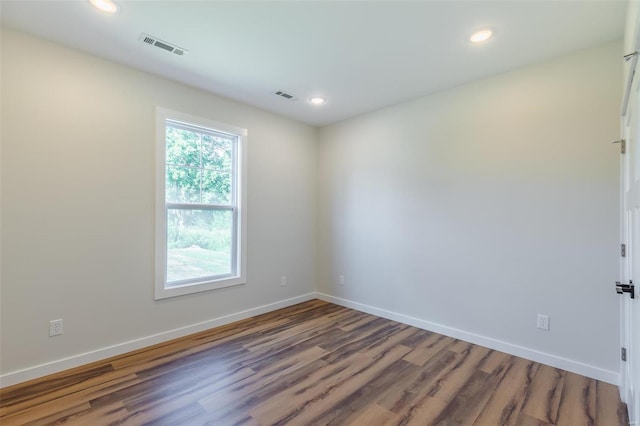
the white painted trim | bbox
[1,292,620,389]
[154,107,248,300]
[0,293,315,388]
[316,293,620,385]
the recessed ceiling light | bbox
[309,96,326,105]
[90,0,119,14]
[469,29,493,43]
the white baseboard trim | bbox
[2,292,620,389]
[0,293,316,389]
[315,292,620,386]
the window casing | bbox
[155,108,247,299]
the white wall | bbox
[317,41,622,380]
[0,27,624,386]
[0,29,317,378]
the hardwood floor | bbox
[0,300,629,425]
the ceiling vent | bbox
[274,90,297,101]
[138,33,188,56]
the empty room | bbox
[1,0,639,425]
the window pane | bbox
[166,166,201,203]
[201,134,233,171]
[166,209,233,284]
[166,126,200,166]
[201,170,232,204]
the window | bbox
[155,108,247,299]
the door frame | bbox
[621,4,640,421]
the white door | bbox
[621,5,640,422]
[622,94,640,423]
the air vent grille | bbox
[138,33,188,57]
[274,90,297,101]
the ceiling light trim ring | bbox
[469,28,494,44]
[309,96,326,105]
[89,0,119,14]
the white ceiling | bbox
[0,1,628,126]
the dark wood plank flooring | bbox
[0,300,629,425]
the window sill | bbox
[154,275,246,300]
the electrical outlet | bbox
[339,275,345,286]
[280,276,287,287]
[537,314,550,331]
[49,319,64,336]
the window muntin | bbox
[156,109,246,299]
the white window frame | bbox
[155,107,247,300]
